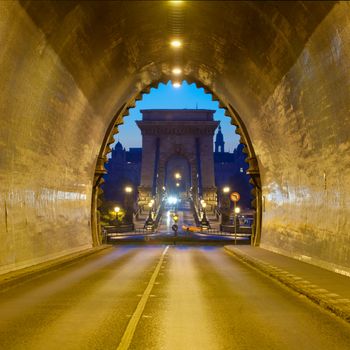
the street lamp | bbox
[125,186,133,193]
[124,186,134,226]
[234,206,241,245]
[223,186,230,193]
[174,173,181,180]
[221,187,231,227]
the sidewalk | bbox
[0,245,111,291]
[224,245,350,323]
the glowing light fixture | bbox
[172,67,182,75]
[148,202,153,208]
[174,173,181,179]
[150,199,155,204]
[234,207,241,214]
[202,202,207,208]
[125,186,133,193]
[173,81,181,88]
[170,39,182,48]
[223,186,230,193]
[176,183,180,187]
[114,206,120,213]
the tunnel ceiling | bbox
[19,0,334,111]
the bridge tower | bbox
[137,109,219,212]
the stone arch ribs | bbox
[93,78,262,246]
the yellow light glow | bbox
[170,39,182,48]
[114,206,120,213]
[176,183,180,187]
[223,186,230,193]
[173,82,181,88]
[174,173,181,179]
[202,202,207,208]
[150,199,155,204]
[234,207,241,214]
[125,186,133,193]
[148,202,153,208]
[172,67,182,75]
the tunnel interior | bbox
[1,1,350,275]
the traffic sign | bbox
[230,192,240,202]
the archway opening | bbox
[165,154,191,199]
[94,80,261,244]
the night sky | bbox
[115,81,240,151]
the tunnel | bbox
[0,1,349,276]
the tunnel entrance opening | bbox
[93,80,261,245]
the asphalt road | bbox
[1,245,350,350]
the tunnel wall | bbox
[255,3,350,275]
[0,2,103,274]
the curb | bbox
[0,245,112,291]
[224,246,350,324]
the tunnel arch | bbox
[1,1,349,276]
[93,78,262,246]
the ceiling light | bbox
[172,67,182,75]
[173,82,181,88]
[170,40,182,48]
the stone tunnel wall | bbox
[0,2,104,274]
[255,3,350,274]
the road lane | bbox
[0,245,350,350]
[130,246,350,350]
[0,246,166,350]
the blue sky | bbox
[115,81,240,151]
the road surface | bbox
[0,245,349,349]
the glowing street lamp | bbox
[125,186,133,193]
[223,186,230,193]
[114,206,120,213]
[176,183,180,187]
[234,205,240,245]
[174,172,181,179]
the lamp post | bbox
[124,186,133,226]
[221,186,231,227]
[234,205,241,245]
